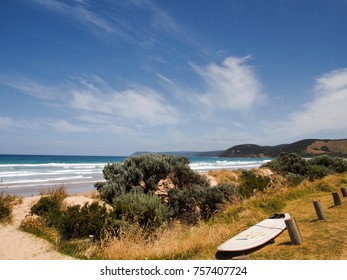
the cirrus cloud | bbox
[261,67,347,141]
[191,56,266,111]
[68,76,181,127]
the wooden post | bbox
[285,218,303,245]
[341,187,347,197]
[89,235,94,243]
[332,192,342,206]
[313,201,326,220]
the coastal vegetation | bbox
[19,153,347,259]
[264,153,347,184]
[0,192,21,224]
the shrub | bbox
[168,184,238,223]
[30,188,67,227]
[20,215,60,243]
[95,164,128,204]
[309,155,347,173]
[283,173,305,187]
[239,170,270,198]
[0,192,13,223]
[306,165,332,180]
[264,153,308,176]
[264,153,347,184]
[199,184,239,220]
[30,188,115,241]
[57,202,111,240]
[167,187,200,224]
[95,154,209,203]
[113,191,172,232]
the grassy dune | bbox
[18,170,347,260]
[96,172,347,260]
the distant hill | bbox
[221,139,347,158]
[130,139,347,158]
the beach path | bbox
[0,196,74,260]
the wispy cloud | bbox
[0,75,58,100]
[126,0,182,34]
[0,72,181,133]
[0,116,13,128]
[191,56,265,111]
[30,0,119,34]
[48,119,90,133]
[288,68,347,134]
[262,68,347,140]
[68,76,181,126]
[0,116,42,130]
[29,0,188,45]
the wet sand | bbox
[0,182,97,197]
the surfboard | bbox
[217,213,290,252]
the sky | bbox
[1,0,347,156]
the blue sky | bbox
[1,0,347,156]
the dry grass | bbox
[102,222,234,260]
[16,172,347,260]
[0,192,23,224]
[101,171,347,260]
[306,140,347,155]
[250,173,347,260]
[207,169,242,186]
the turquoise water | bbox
[0,154,271,196]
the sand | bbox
[0,193,101,260]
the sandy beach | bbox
[0,182,97,198]
[0,193,100,260]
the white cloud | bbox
[290,68,347,133]
[0,75,58,100]
[0,116,42,130]
[191,56,265,111]
[0,117,13,128]
[263,68,347,140]
[31,0,116,34]
[68,76,181,126]
[48,119,90,133]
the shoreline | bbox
[0,181,97,197]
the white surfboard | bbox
[217,213,290,252]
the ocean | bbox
[0,154,272,196]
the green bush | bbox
[168,184,238,223]
[57,202,111,240]
[239,170,270,198]
[264,153,308,176]
[112,190,172,232]
[264,153,347,184]
[306,165,332,180]
[167,187,199,224]
[30,188,115,241]
[30,188,67,227]
[96,154,209,203]
[199,184,239,220]
[283,173,305,187]
[309,155,347,173]
[0,192,13,223]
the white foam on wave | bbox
[0,162,105,168]
[189,159,270,171]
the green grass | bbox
[18,172,347,260]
